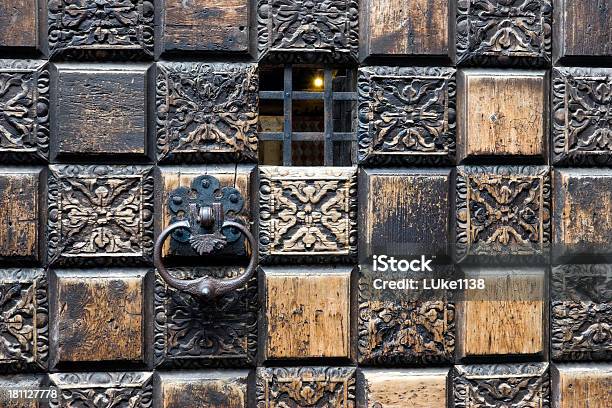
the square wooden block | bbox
[551,364,612,408]
[359,168,451,260]
[0,269,48,372]
[156,63,258,163]
[50,269,150,369]
[357,66,456,165]
[552,67,612,166]
[553,169,612,261]
[552,264,612,361]
[456,0,552,66]
[47,165,154,266]
[49,372,153,406]
[256,367,356,407]
[360,0,453,60]
[457,70,548,161]
[154,267,257,368]
[554,0,612,63]
[259,166,357,263]
[359,368,449,408]
[0,167,44,263]
[0,375,46,408]
[456,267,546,360]
[456,166,551,263]
[0,60,49,162]
[51,64,151,161]
[156,0,250,56]
[156,165,256,259]
[454,363,550,408]
[155,370,248,408]
[48,0,154,58]
[257,0,359,63]
[263,266,351,360]
[0,0,40,50]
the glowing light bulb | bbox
[313,77,324,88]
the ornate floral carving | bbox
[48,165,154,266]
[456,0,552,66]
[259,166,357,263]
[156,62,258,163]
[49,372,153,408]
[0,60,49,162]
[358,66,456,165]
[453,363,550,408]
[47,0,155,58]
[551,264,612,361]
[256,366,356,407]
[552,67,612,165]
[0,269,48,372]
[154,268,257,368]
[456,166,551,262]
[257,0,359,63]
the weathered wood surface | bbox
[155,371,248,408]
[0,375,45,408]
[0,0,37,48]
[551,364,612,408]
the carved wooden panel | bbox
[553,0,612,63]
[156,63,258,163]
[456,166,551,263]
[456,267,546,360]
[0,375,46,408]
[552,67,612,166]
[551,264,612,362]
[154,267,257,368]
[360,0,452,60]
[0,168,43,263]
[359,368,449,408]
[457,69,548,161]
[456,0,552,66]
[50,269,150,368]
[263,266,351,360]
[47,0,155,59]
[0,0,39,49]
[0,60,49,162]
[155,370,248,408]
[553,169,612,261]
[453,363,550,408]
[256,366,356,407]
[0,269,48,372]
[257,0,359,63]
[357,66,456,165]
[259,166,357,263]
[156,165,256,259]
[49,372,153,407]
[358,265,455,365]
[551,363,612,408]
[51,64,151,161]
[47,165,154,266]
[156,0,250,56]
[359,168,451,261]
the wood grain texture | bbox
[554,0,612,62]
[362,0,450,58]
[458,70,547,161]
[52,270,149,367]
[0,168,41,262]
[457,267,546,359]
[160,0,249,54]
[551,364,612,408]
[360,368,449,408]
[0,375,45,408]
[155,371,248,408]
[0,0,37,48]
[264,267,351,359]
[360,168,451,260]
[52,64,150,160]
[553,169,612,261]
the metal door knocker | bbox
[154,175,257,300]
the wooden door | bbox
[0,0,611,407]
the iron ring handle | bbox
[154,220,257,301]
